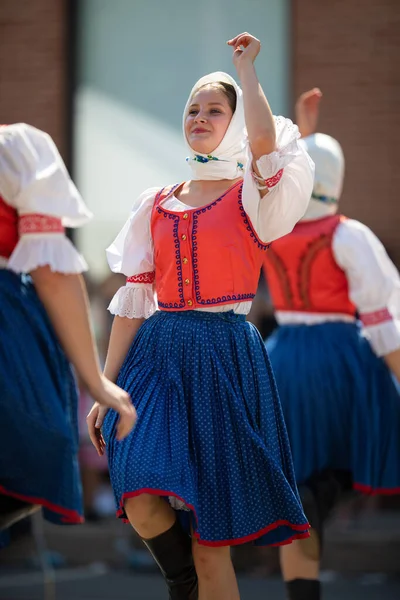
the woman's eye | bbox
[188,110,198,116]
[210,109,222,114]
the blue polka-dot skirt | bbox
[0,270,83,526]
[103,310,309,547]
[266,322,400,494]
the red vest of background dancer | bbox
[0,198,18,258]
[263,214,356,316]
[146,181,270,311]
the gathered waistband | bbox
[156,309,246,324]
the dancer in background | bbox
[88,32,314,600]
[263,89,400,600]
[0,123,135,531]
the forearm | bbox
[103,315,144,383]
[384,348,400,384]
[31,267,102,393]
[237,62,276,158]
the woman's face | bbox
[185,87,233,155]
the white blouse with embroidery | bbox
[0,123,92,274]
[275,218,400,357]
[107,117,314,319]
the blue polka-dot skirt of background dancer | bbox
[103,310,310,547]
[266,321,400,495]
[0,271,83,526]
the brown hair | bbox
[196,81,237,113]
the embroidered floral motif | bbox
[127,272,155,285]
[360,308,392,327]
[192,154,220,163]
[19,214,64,235]
[311,192,338,205]
[187,155,244,170]
[265,168,284,189]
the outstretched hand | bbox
[295,88,322,138]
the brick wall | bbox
[0,0,69,159]
[292,0,400,264]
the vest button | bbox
[184,278,190,285]
[181,234,187,241]
[187,299,193,306]
[183,257,188,264]
[183,213,189,219]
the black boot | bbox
[141,519,198,600]
[286,578,321,600]
[0,495,39,531]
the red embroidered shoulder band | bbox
[19,214,65,235]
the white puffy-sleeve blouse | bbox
[107,117,314,319]
[0,123,92,274]
[333,219,400,357]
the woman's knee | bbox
[192,540,231,580]
[124,493,163,529]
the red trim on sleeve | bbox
[265,168,284,189]
[360,308,392,327]
[19,214,65,235]
[127,272,155,284]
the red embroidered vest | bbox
[263,214,356,316]
[0,197,18,258]
[151,181,269,310]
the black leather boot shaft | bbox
[142,519,198,600]
[286,578,321,600]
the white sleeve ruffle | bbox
[8,234,88,274]
[0,123,92,227]
[333,219,400,356]
[106,187,159,319]
[241,116,314,244]
[108,283,157,320]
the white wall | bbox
[74,0,290,278]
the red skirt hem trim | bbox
[353,482,400,496]
[0,485,84,524]
[117,487,310,547]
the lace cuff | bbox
[8,234,88,274]
[255,116,301,182]
[362,319,400,357]
[108,283,157,319]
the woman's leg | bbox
[125,493,175,539]
[279,470,347,599]
[280,538,320,600]
[125,495,198,599]
[192,537,240,600]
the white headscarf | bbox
[300,133,345,220]
[183,72,247,180]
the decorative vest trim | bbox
[263,214,356,316]
[151,181,269,310]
